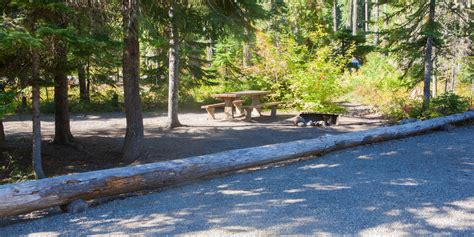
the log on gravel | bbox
[1,111,473,218]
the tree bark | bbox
[347,0,353,29]
[122,0,144,162]
[166,1,182,129]
[53,42,74,145]
[206,38,213,62]
[0,110,473,218]
[242,26,251,68]
[352,0,358,35]
[0,119,4,145]
[422,0,436,111]
[32,50,46,179]
[432,61,437,97]
[364,0,369,32]
[78,64,89,103]
[374,0,379,45]
[451,63,460,92]
[333,0,338,32]
[86,61,91,97]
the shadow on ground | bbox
[2,111,384,177]
[1,126,472,235]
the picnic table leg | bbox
[251,95,262,116]
[233,101,244,116]
[223,98,234,120]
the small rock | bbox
[60,199,89,214]
[292,116,305,125]
[315,121,324,126]
[306,120,314,126]
[297,122,306,127]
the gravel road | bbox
[1,125,473,236]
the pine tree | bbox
[122,0,144,162]
[386,0,443,110]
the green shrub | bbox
[0,90,15,119]
[428,92,469,118]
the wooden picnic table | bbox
[212,90,269,120]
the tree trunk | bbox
[352,0,358,35]
[1,110,473,218]
[347,0,353,29]
[374,0,379,45]
[78,64,89,103]
[242,27,251,68]
[53,42,74,145]
[333,0,338,32]
[122,0,144,162]
[86,61,91,97]
[364,0,369,32]
[432,61,437,97]
[166,1,182,129]
[451,63,461,92]
[206,38,213,62]
[0,119,4,145]
[32,50,46,179]
[382,3,388,51]
[422,0,436,111]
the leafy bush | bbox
[288,46,348,113]
[0,150,35,184]
[428,92,469,117]
[0,90,15,119]
[346,52,414,120]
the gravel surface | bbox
[1,125,472,236]
[3,107,384,164]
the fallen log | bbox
[0,111,473,217]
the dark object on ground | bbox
[59,199,89,214]
[296,112,339,126]
[439,124,455,132]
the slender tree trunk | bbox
[242,26,251,68]
[352,0,358,35]
[444,78,448,93]
[432,62,437,98]
[86,60,91,98]
[382,3,388,51]
[422,0,436,111]
[122,0,144,162]
[0,119,5,145]
[166,1,182,129]
[53,42,74,145]
[348,0,353,29]
[451,63,459,92]
[32,50,46,179]
[78,64,89,103]
[206,38,213,62]
[333,0,338,32]
[364,0,369,32]
[374,0,379,45]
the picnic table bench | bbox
[201,100,244,120]
[201,90,282,120]
[242,102,281,120]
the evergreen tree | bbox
[122,0,144,162]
